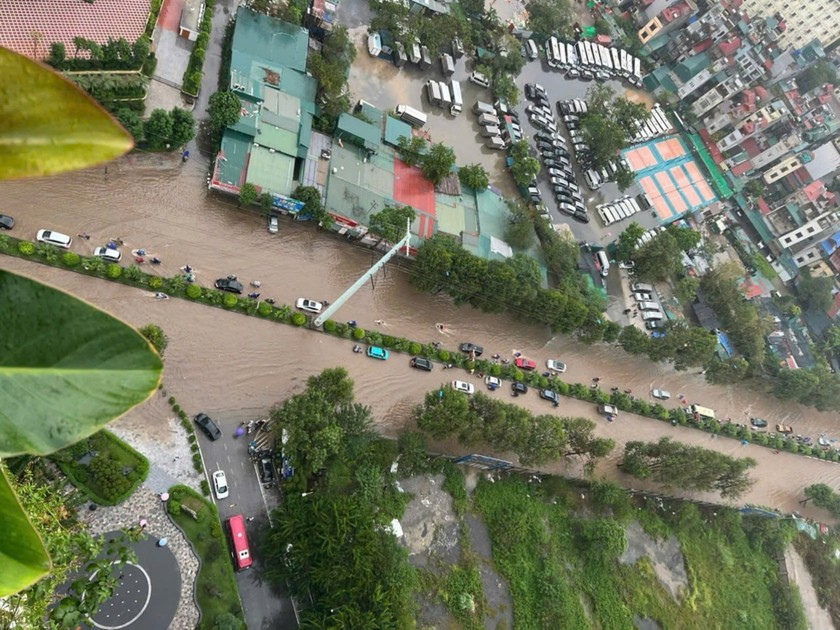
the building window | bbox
[807,226,816,233]
[797,256,805,263]
[795,231,803,238]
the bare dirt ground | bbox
[784,545,835,630]
[621,520,689,601]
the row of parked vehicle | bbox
[525,86,588,223]
[426,79,463,115]
[629,281,666,328]
[596,195,643,227]
[473,99,522,150]
[543,36,643,87]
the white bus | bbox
[611,48,621,74]
[599,207,616,225]
[627,197,642,214]
[584,41,596,67]
[624,53,634,76]
[600,46,613,71]
[551,38,564,68]
[556,40,567,68]
[575,41,587,67]
[633,57,642,80]
[566,43,577,66]
[619,199,635,217]
[545,37,559,68]
[620,49,630,75]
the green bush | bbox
[210,521,221,538]
[188,434,197,444]
[61,251,80,267]
[193,453,202,466]
[148,276,163,289]
[353,326,366,340]
[173,403,181,413]
[168,396,176,405]
[106,263,122,279]
[222,293,237,308]
[409,341,422,355]
[193,459,203,472]
[258,301,272,316]
[323,319,337,332]
[291,312,307,326]
[186,283,202,299]
[88,455,131,501]
[201,479,211,496]
[438,349,450,361]
[191,443,199,453]
[18,241,34,256]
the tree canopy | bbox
[510,139,541,187]
[526,0,573,40]
[631,230,683,281]
[458,163,489,190]
[620,437,756,499]
[797,268,834,313]
[292,185,330,227]
[421,142,457,185]
[368,205,415,245]
[207,91,241,131]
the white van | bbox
[478,113,500,126]
[637,301,660,312]
[595,250,610,277]
[641,310,663,322]
[480,125,501,137]
[631,282,654,292]
[426,80,441,106]
[36,229,72,248]
[526,39,538,60]
[486,136,506,150]
[469,71,490,87]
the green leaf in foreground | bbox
[0,269,162,456]
[0,467,50,597]
[0,46,133,181]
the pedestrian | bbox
[246,516,255,522]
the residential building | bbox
[179,0,205,41]
[638,0,698,48]
[740,0,840,49]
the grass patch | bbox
[473,476,799,629]
[167,484,245,629]
[52,430,148,505]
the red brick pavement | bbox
[0,0,151,59]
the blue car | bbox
[367,346,389,360]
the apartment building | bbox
[740,0,840,49]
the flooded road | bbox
[2,157,840,516]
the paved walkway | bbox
[78,487,201,629]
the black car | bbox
[215,277,244,294]
[459,342,484,356]
[512,382,528,396]
[194,413,222,441]
[258,457,275,484]
[573,211,590,223]
[539,389,560,405]
[536,141,554,152]
[410,356,433,371]
[750,417,768,428]
[0,214,14,230]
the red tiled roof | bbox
[755,85,768,101]
[393,159,436,239]
[828,291,840,318]
[763,58,773,71]
[719,37,741,56]
[803,180,825,202]
[757,197,770,214]
[693,39,713,54]
[731,160,752,176]
[0,0,151,59]
[741,121,755,134]
[741,137,761,157]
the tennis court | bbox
[622,135,716,224]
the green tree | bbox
[396,134,427,167]
[648,322,716,370]
[674,276,700,302]
[306,367,355,406]
[421,142,456,185]
[259,192,273,215]
[744,179,765,199]
[632,230,682,281]
[526,0,573,40]
[292,185,330,227]
[822,325,840,352]
[666,224,701,252]
[585,83,615,113]
[620,437,756,499]
[802,483,840,515]
[491,72,519,106]
[458,163,489,190]
[619,325,650,355]
[368,204,415,245]
[510,140,540,187]
[613,163,635,192]
[705,356,750,384]
[504,201,535,250]
[580,113,626,169]
[238,182,258,207]
[611,96,649,137]
[411,233,457,292]
[47,42,66,68]
[138,323,168,356]
[796,59,838,94]
[114,108,143,143]
[169,107,195,146]
[615,222,644,261]
[415,385,473,440]
[798,268,834,312]
[143,108,173,150]
[207,90,241,131]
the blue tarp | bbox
[718,331,734,357]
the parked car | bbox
[366,346,389,360]
[484,375,502,390]
[514,357,536,371]
[451,380,475,395]
[645,320,661,330]
[651,389,671,400]
[268,215,279,233]
[776,423,793,434]
[258,457,275,484]
[295,298,323,313]
[0,214,15,230]
[633,292,653,302]
[539,389,560,405]
[524,83,546,99]
[194,413,222,441]
[598,404,618,418]
[546,359,566,373]
[410,356,433,371]
[36,229,72,248]
[215,277,244,294]
[750,417,769,428]
[93,246,121,262]
[212,470,229,500]
[573,211,590,224]
[459,342,484,356]
[511,382,528,395]
[618,260,635,270]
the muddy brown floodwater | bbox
[2,158,840,517]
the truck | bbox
[394,105,427,127]
[440,53,455,77]
[450,80,463,115]
[419,45,432,69]
[477,112,500,126]
[426,80,442,106]
[689,404,716,421]
[473,100,495,115]
[439,81,452,108]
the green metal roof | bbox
[383,115,412,147]
[674,53,709,82]
[246,145,295,195]
[216,130,252,188]
[434,191,469,236]
[359,102,384,126]
[335,113,381,149]
[644,66,677,93]
[231,8,309,75]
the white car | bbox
[633,292,653,302]
[36,229,72,248]
[212,470,229,500]
[546,359,567,373]
[618,260,635,270]
[268,215,279,234]
[451,380,475,395]
[295,298,323,313]
[652,389,671,400]
[93,246,122,262]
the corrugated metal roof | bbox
[336,113,381,148]
[383,116,413,147]
[246,145,295,196]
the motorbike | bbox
[352,345,363,353]
[250,280,261,288]
[151,257,162,265]
[248,292,260,299]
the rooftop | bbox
[0,0,150,59]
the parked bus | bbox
[450,80,463,115]
[556,39,567,68]
[689,404,716,421]
[611,48,621,74]
[565,42,576,66]
[395,104,427,127]
[599,206,616,225]
[575,41,586,67]
[546,36,559,68]
[226,514,253,571]
[633,57,642,80]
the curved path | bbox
[9,255,839,520]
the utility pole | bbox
[313,219,411,328]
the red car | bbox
[514,357,536,371]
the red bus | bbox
[226,514,253,571]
